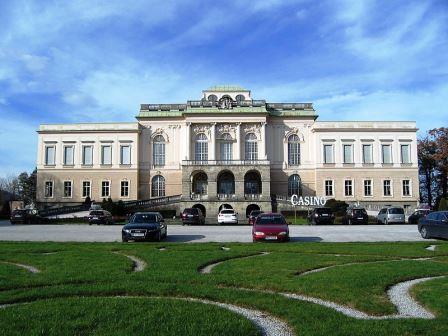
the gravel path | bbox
[199,252,270,274]
[426,245,438,251]
[113,252,147,272]
[0,261,40,273]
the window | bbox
[82,181,91,198]
[288,134,300,165]
[382,144,392,164]
[82,145,93,165]
[343,144,353,164]
[44,181,53,198]
[153,135,165,166]
[364,180,372,196]
[45,146,55,165]
[383,180,392,196]
[288,174,302,197]
[63,146,74,165]
[235,94,245,102]
[121,180,129,197]
[220,133,233,161]
[325,180,333,197]
[207,94,218,102]
[101,145,112,165]
[120,145,131,165]
[362,144,373,164]
[402,180,411,196]
[101,181,110,198]
[152,175,165,197]
[344,180,353,197]
[401,144,410,164]
[195,134,208,161]
[323,144,334,163]
[63,181,72,198]
[245,133,258,161]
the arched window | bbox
[288,174,302,197]
[195,134,208,162]
[220,133,233,161]
[217,171,235,195]
[153,135,165,167]
[245,133,258,161]
[207,94,218,102]
[152,175,165,197]
[244,171,262,194]
[193,172,208,195]
[235,94,245,102]
[288,134,300,165]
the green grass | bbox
[0,241,448,335]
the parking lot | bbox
[0,220,427,242]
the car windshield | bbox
[315,208,332,214]
[220,210,235,214]
[131,214,157,223]
[251,210,263,216]
[389,208,404,214]
[90,211,104,216]
[257,216,286,225]
[184,209,198,214]
[353,209,367,216]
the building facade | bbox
[36,86,419,218]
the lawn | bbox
[0,241,448,335]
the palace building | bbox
[36,85,419,218]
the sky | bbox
[0,0,447,176]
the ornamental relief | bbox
[150,127,170,142]
[243,123,261,140]
[192,124,211,138]
[216,123,236,139]
[284,127,304,143]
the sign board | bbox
[290,195,327,207]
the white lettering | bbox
[290,195,328,207]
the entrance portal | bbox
[246,204,260,217]
[192,203,206,217]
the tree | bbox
[429,127,448,199]
[324,199,349,216]
[418,135,438,206]
[17,170,36,205]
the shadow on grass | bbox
[290,236,323,243]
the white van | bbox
[377,207,405,224]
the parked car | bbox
[181,208,205,225]
[408,209,432,224]
[122,212,167,242]
[342,207,369,225]
[307,207,335,225]
[418,211,448,239]
[252,213,290,242]
[248,210,264,225]
[377,207,405,224]
[10,209,43,224]
[87,210,114,225]
[218,209,238,224]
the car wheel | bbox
[420,226,430,239]
[385,218,388,225]
[348,218,352,225]
[122,237,128,243]
[155,231,162,242]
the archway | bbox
[246,204,260,217]
[217,170,235,195]
[192,204,206,217]
[219,204,233,212]
[192,171,208,195]
[244,170,262,194]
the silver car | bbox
[377,207,405,224]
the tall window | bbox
[63,181,72,198]
[245,133,258,160]
[288,174,301,197]
[344,180,353,197]
[383,180,392,196]
[44,181,53,198]
[101,145,112,165]
[152,175,165,197]
[63,146,74,165]
[82,146,93,165]
[401,144,410,164]
[325,180,334,197]
[220,133,233,161]
[101,181,110,198]
[153,135,165,167]
[343,144,353,164]
[382,144,392,164]
[120,145,131,165]
[45,146,55,165]
[402,180,411,196]
[195,134,208,161]
[364,180,372,196]
[288,134,300,165]
[362,144,372,164]
[323,144,334,163]
[82,181,91,198]
[121,181,129,197]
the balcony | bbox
[182,160,270,166]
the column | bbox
[235,123,241,160]
[210,123,216,161]
[185,122,191,160]
[260,122,267,160]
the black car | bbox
[308,207,335,225]
[248,210,264,225]
[408,209,431,224]
[181,208,205,225]
[342,207,369,225]
[122,212,167,242]
[10,209,43,224]
[418,211,448,239]
[87,210,114,225]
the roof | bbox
[205,85,249,92]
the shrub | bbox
[439,198,448,211]
[324,199,349,216]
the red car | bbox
[252,213,290,242]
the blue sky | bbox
[0,0,447,176]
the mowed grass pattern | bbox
[0,241,448,335]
